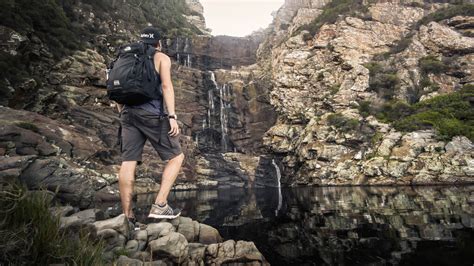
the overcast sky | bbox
[200,0,285,37]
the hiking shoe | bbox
[148,203,181,219]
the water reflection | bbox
[120,186,474,265]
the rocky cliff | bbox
[1,0,474,208]
[0,0,278,206]
[260,0,474,186]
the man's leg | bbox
[119,161,138,218]
[155,153,185,205]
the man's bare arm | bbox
[157,53,180,136]
[158,55,176,116]
[116,103,124,113]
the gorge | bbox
[0,0,474,264]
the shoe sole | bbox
[148,212,181,219]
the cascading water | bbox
[219,83,229,151]
[272,159,282,216]
[175,37,180,64]
[186,54,192,68]
[206,71,231,152]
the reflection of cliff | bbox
[151,186,474,265]
[265,186,474,265]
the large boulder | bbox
[148,232,189,263]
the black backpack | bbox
[106,42,162,105]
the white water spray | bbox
[272,159,282,216]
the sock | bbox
[157,202,167,208]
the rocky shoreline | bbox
[57,207,268,265]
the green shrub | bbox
[358,100,372,118]
[414,3,474,30]
[392,85,474,141]
[0,183,105,265]
[365,63,400,100]
[296,0,368,37]
[376,100,415,122]
[327,113,360,132]
[419,55,450,74]
[329,84,340,95]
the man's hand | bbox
[168,119,180,136]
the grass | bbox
[0,183,105,265]
[327,113,360,132]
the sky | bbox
[200,0,285,37]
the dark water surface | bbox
[107,186,474,265]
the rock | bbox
[116,255,143,266]
[50,205,75,218]
[188,243,207,264]
[445,136,474,153]
[134,229,148,241]
[126,240,139,253]
[177,216,196,242]
[60,209,101,230]
[0,155,36,171]
[93,214,129,236]
[205,240,267,265]
[148,232,189,263]
[198,223,222,244]
[97,229,126,251]
[419,21,474,54]
[129,251,151,261]
[146,222,175,241]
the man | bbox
[116,27,185,222]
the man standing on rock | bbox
[115,27,185,222]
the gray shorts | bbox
[120,108,182,163]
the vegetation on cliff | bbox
[0,183,104,265]
[297,0,368,39]
[0,0,201,58]
[363,85,474,141]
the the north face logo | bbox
[140,33,154,39]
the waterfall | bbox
[186,54,192,68]
[219,83,229,152]
[207,71,230,152]
[272,159,283,216]
[175,37,180,65]
[184,37,190,53]
[207,89,214,128]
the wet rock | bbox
[148,232,189,263]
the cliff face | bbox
[0,0,279,204]
[1,0,474,205]
[260,0,474,186]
